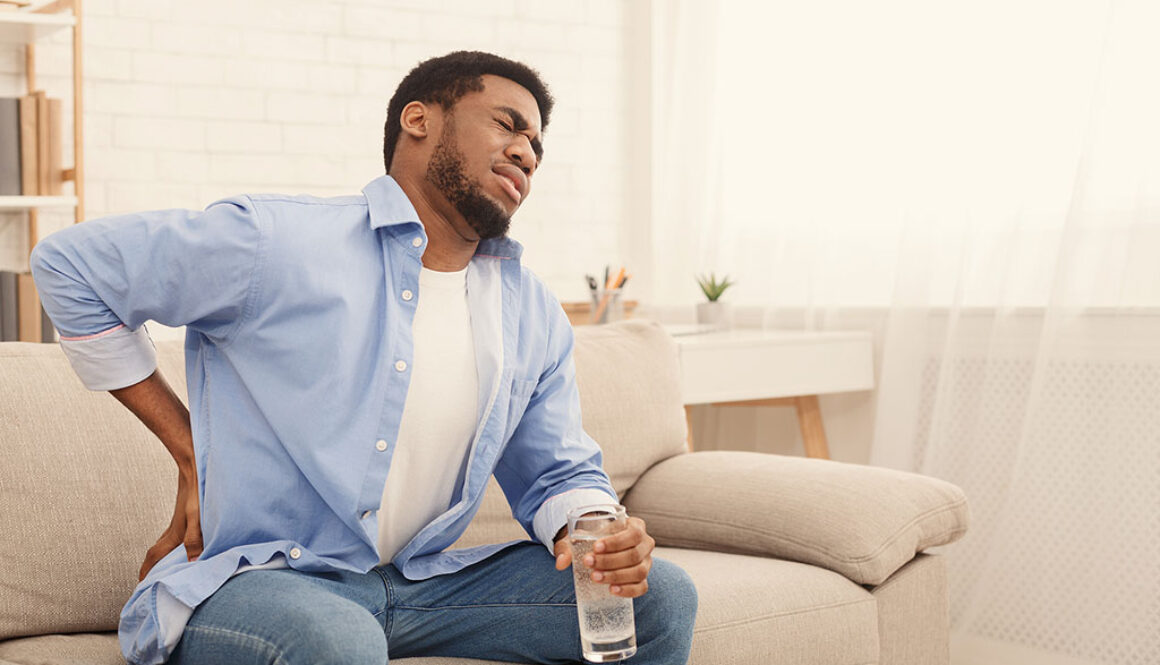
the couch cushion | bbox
[0,547,880,665]
[624,450,970,585]
[0,340,188,640]
[0,633,507,665]
[657,547,879,665]
[570,320,688,495]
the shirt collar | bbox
[362,174,524,261]
[363,174,421,229]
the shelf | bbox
[0,195,78,209]
[0,11,74,44]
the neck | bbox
[390,170,479,272]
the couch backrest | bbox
[0,318,687,639]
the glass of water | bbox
[567,504,638,662]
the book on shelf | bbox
[0,97,19,195]
[0,271,16,341]
[0,90,62,196]
[0,270,54,343]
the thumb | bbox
[553,538,572,571]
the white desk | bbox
[670,328,875,459]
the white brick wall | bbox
[1,0,639,309]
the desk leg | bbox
[795,396,831,460]
[684,405,694,452]
[709,396,831,460]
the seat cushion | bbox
[0,548,879,665]
[0,633,126,665]
[657,547,879,665]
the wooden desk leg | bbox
[795,395,831,460]
[684,405,694,452]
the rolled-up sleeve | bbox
[494,298,618,553]
[30,195,264,391]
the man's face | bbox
[424,75,543,241]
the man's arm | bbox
[110,371,202,580]
[30,196,264,579]
[494,295,656,598]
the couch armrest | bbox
[622,451,969,586]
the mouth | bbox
[492,164,527,204]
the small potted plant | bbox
[696,273,735,330]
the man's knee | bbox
[276,603,387,665]
[639,557,698,640]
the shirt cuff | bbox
[533,488,620,553]
[59,324,158,391]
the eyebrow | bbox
[495,106,543,162]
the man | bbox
[31,51,697,664]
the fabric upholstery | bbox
[0,340,187,640]
[569,320,688,495]
[0,547,885,665]
[871,553,950,665]
[623,450,970,585]
[656,547,879,665]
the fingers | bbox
[553,538,572,571]
[589,557,653,587]
[181,478,203,561]
[139,532,181,581]
[184,528,203,561]
[576,515,656,598]
[595,516,650,554]
[184,506,203,561]
[609,579,650,598]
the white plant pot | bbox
[696,301,732,330]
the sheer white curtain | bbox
[651,1,1160,664]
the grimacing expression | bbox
[426,115,511,240]
[422,75,543,241]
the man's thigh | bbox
[380,542,580,663]
[380,541,697,665]
[169,567,389,665]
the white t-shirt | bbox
[377,265,479,564]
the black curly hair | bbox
[383,51,554,172]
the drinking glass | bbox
[567,504,637,662]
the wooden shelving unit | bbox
[1,0,83,342]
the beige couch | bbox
[0,320,969,665]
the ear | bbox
[400,101,431,139]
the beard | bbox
[425,121,512,241]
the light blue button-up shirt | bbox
[30,175,617,665]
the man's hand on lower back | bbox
[139,465,202,581]
[553,515,656,598]
[108,370,204,581]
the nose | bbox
[506,137,537,178]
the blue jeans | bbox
[168,542,697,664]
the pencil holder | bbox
[590,288,624,324]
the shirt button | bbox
[289,547,301,560]
[375,439,388,451]
[395,360,407,372]
[402,289,413,301]
[412,236,423,248]
[361,510,372,519]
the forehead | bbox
[459,74,542,133]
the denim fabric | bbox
[168,542,696,665]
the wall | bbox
[0,0,639,327]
